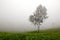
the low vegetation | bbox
[0,28,60,40]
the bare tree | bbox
[29,4,48,32]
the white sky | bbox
[0,0,60,32]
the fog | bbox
[0,0,60,32]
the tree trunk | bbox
[38,25,40,33]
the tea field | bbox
[0,28,60,40]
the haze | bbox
[0,0,60,32]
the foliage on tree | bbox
[29,4,48,32]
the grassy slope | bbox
[0,28,60,40]
[25,28,60,40]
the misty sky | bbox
[0,0,60,32]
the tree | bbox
[29,4,48,32]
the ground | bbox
[0,27,60,40]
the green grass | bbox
[0,28,60,40]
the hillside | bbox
[0,28,60,40]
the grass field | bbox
[0,28,60,40]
